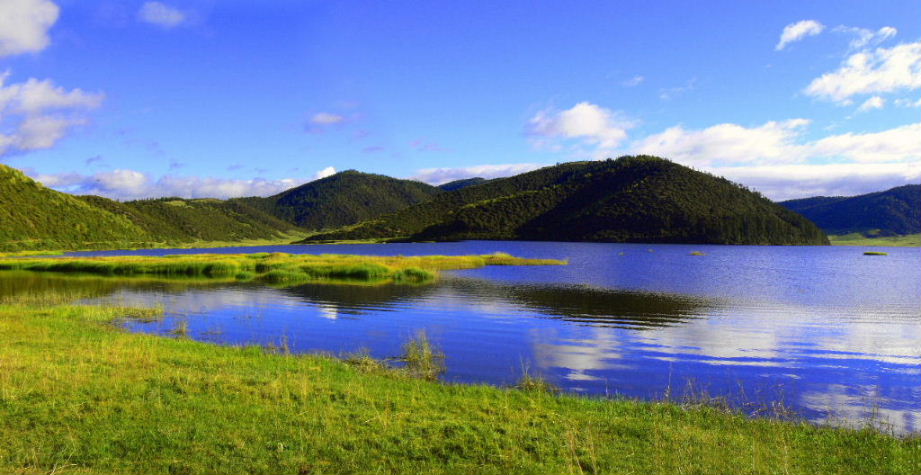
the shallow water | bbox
[14,241,921,433]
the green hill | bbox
[239,170,442,231]
[438,177,488,191]
[304,156,829,245]
[0,165,154,251]
[781,185,920,236]
[80,196,301,243]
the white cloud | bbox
[631,119,810,166]
[776,20,825,51]
[27,165,344,200]
[137,2,187,28]
[807,122,921,163]
[30,170,309,200]
[3,77,104,113]
[834,25,898,50]
[804,41,921,103]
[856,95,885,112]
[310,112,346,125]
[0,0,59,57]
[0,72,105,156]
[412,163,544,185]
[14,115,86,150]
[528,102,635,153]
[630,118,921,166]
[313,166,336,180]
[713,162,921,200]
[622,75,644,87]
[894,97,921,108]
[658,78,696,101]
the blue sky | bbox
[1,0,919,200]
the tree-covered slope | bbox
[240,170,442,231]
[0,165,153,250]
[81,196,301,242]
[438,177,488,191]
[780,185,920,236]
[306,157,829,245]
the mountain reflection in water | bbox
[2,241,918,435]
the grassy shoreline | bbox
[0,300,918,474]
[0,253,918,473]
[829,233,921,247]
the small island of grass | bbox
[0,252,566,286]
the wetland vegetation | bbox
[0,252,564,286]
[0,282,918,474]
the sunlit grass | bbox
[0,295,917,474]
[0,252,566,287]
[0,283,917,474]
[830,233,921,247]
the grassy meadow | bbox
[0,296,918,474]
[0,252,918,474]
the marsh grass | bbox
[0,252,566,287]
[399,330,446,381]
[516,374,560,394]
[690,251,706,256]
[830,233,921,247]
[0,294,919,474]
[863,251,889,256]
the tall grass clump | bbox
[400,330,446,381]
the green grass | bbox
[0,252,565,287]
[829,233,921,247]
[0,292,918,474]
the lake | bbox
[11,241,921,434]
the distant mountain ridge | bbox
[780,185,921,236]
[239,170,442,231]
[304,156,829,245]
[2,157,835,250]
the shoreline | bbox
[1,299,918,474]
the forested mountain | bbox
[239,170,442,231]
[2,157,833,250]
[81,196,300,243]
[438,177,488,191]
[781,185,920,236]
[0,164,299,251]
[304,156,829,245]
[0,165,153,250]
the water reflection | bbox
[0,259,918,435]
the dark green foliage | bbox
[306,156,829,245]
[241,170,442,231]
[438,177,489,191]
[781,185,920,236]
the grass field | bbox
[0,283,918,474]
[829,233,921,247]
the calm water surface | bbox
[17,242,921,433]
